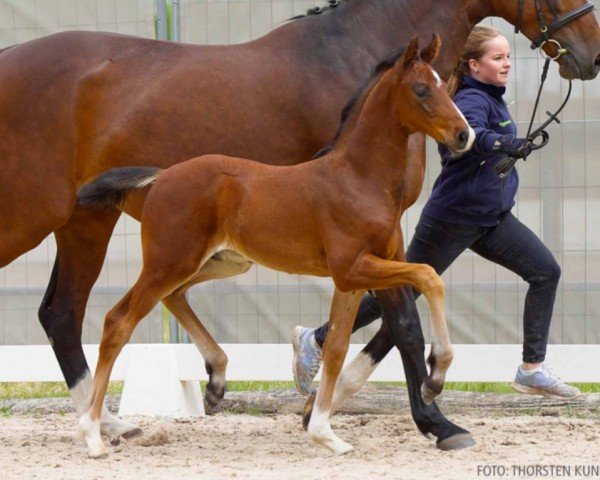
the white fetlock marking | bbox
[430,343,453,387]
[79,412,108,459]
[70,371,94,417]
[308,405,353,455]
[70,371,141,440]
[331,352,376,413]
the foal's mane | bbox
[312,46,407,159]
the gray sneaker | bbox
[512,363,581,399]
[292,326,322,396]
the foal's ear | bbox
[399,35,420,70]
[420,33,442,64]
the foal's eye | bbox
[413,84,430,98]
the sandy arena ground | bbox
[1,410,599,480]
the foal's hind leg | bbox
[162,290,228,412]
[79,283,163,458]
[303,288,365,455]
[79,235,216,457]
[162,252,253,412]
[79,264,198,458]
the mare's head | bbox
[496,0,600,80]
[391,35,475,153]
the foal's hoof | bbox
[101,415,143,442]
[107,426,143,445]
[204,383,225,415]
[121,426,143,439]
[436,433,476,451]
[421,379,442,405]
[89,450,109,460]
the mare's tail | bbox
[77,167,162,209]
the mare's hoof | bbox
[436,433,476,451]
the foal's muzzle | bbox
[455,127,476,153]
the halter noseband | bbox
[515,0,595,58]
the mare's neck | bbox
[264,0,495,81]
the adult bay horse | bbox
[77,35,475,458]
[0,0,599,449]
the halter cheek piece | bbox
[494,0,596,177]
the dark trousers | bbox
[315,211,561,363]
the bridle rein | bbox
[495,0,596,177]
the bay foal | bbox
[78,35,474,458]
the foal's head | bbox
[391,35,475,153]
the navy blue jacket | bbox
[422,75,519,226]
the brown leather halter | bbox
[515,0,596,55]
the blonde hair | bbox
[447,25,503,96]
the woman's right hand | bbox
[494,135,533,159]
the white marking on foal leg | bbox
[308,404,353,455]
[71,371,142,442]
[78,411,108,459]
[331,351,377,413]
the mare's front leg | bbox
[303,288,365,455]
[39,205,142,442]
[375,288,474,450]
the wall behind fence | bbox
[0,0,598,347]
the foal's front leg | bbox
[303,288,365,455]
[336,253,453,404]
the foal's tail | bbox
[77,167,162,209]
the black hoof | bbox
[204,382,225,414]
[121,427,143,440]
[436,433,476,451]
[302,391,317,431]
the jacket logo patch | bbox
[499,120,512,127]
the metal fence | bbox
[0,0,598,346]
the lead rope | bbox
[494,55,572,177]
[495,0,582,177]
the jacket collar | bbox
[461,75,506,101]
